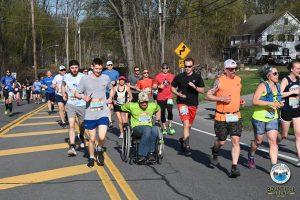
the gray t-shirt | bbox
[77,74,111,120]
[128,74,141,94]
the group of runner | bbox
[1,58,300,178]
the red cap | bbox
[119,76,126,81]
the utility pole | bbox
[158,0,163,64]
[30,0,38,79]
[158,0,166,64]
[65,1,69,66]
[78,25,82,68]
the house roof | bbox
[236,13,275,35]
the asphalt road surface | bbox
[0,101,299,200]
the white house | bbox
[226,11,300,63]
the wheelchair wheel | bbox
[121,125,131,162]
[155,126,164,164]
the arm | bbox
[280,78,298,98]
[171,86,186,98]
[127,86,133,101]
[188,81,205,94]
[110,86,116,104]
[61,81,67,101]
[155,109,161,121]
[206,79,230,103]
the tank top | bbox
[215,75,242,121]
[282,76,300,110]
[252,82,280,122]
[114,85,128,105]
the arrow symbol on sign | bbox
[179,45,186,55]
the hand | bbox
[82,95,91,102]
[271,101,283,109]
[292,88,300,95]
[188,81,196,89]
[178,92,186,98]
[220,96,231,103]
[107,97,113,104]
[63,95,67,101]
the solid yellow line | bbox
[1,129,68,138]
[17,122,58,127]
[0,143,68,157]
[31,115,59,119]
[96,166,121,200]
[0,164,95,190]
[104,153,138,200]
[0,104,47,136]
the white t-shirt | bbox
[63,73,86,107]
[52,74,64,96]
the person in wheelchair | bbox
[121,91,161,164]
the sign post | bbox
[174,42,191,70]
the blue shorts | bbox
[252,118,278,135]
[45,93,55,102]
[84,117,109,130]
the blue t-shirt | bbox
[102,69,119,83]
[1,75,16,92]
[33,81,42,92]
[41,76,55,93]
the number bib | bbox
[289,98,299,108]
[265,108,275,119]
[117,97,125,105]
[90,99,104,111]
[26,87,30,90]
[139,115,151,123]
[167,99,173,105]
[14,88,18,92]
[179,106,189,115]
[225,114,239,122]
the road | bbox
[0,100,298,200]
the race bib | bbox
[139,115,151,123]
[26,87,30,90]
[14,88,18,91]
[179,106,189,115]
[289,98,299,108]
[265,108,275,119]
[117,97,125,105]
[225,114,239,122]
[90,99,104,111]
[167,99,173,105]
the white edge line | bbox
[172,121,298,162]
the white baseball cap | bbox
[224,59,237,69]
[138,92,149,102]
[106,61,113,66]
[59,65,66,70]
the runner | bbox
[62,60,86,156]
[171,58,205,156]
[206,59,243,178]
[247,65,283,169]
[13,80,22,106]
[128,66,141,102]
[82,68,88,75]
[153,63,175,135]
[23,79,32,104]
[41,71,55,114]
[279,59,300,166]
[75,58,111,167]
[32,78,42,104]
[53,66,67,127]
[136,69,155,97]
[1,69,16,115]
[110,76,132,139]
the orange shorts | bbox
[177,104,197,124]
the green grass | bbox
[240,106,255,130]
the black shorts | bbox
[3,90,9,100]
[214,119,242,141]
[113,105,122,112]
[281,109,300,121]
[55,94,66,104]
[45,93,55,102]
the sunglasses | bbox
[271,72,279,76]
[134,69,140,72]
[226,68,236,72]
[83,70,88,72]
[162,67,169,69]
[107,64,113,66]
[143,72,149,74]
[184,65,193,68]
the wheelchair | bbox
[121,123,165,164]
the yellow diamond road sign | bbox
[174,42,191,59]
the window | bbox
[278,34,286,42]
[248,35,251,44]
[282,48,289,56]
[267,35,274,42]
[284,18,288,25]
[287,35,294,42]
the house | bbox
[225,11,300,64]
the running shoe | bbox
[119,134,124,139]
[229,168,240,178]
[137,156,147,165]
[4,110,8,115]
[247,156,256,169]
[96,148,104,166]
[162,129,168,135]
[185,146,192,156]
[80,142,85,149]
[67,147,77,156]
[168,128,175,135]
[297,159,300,167]
[147,153,156,163]
[210,148,219,166]
[87,158,95,168]
[60,122,68,128]
[179,137,184,151]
